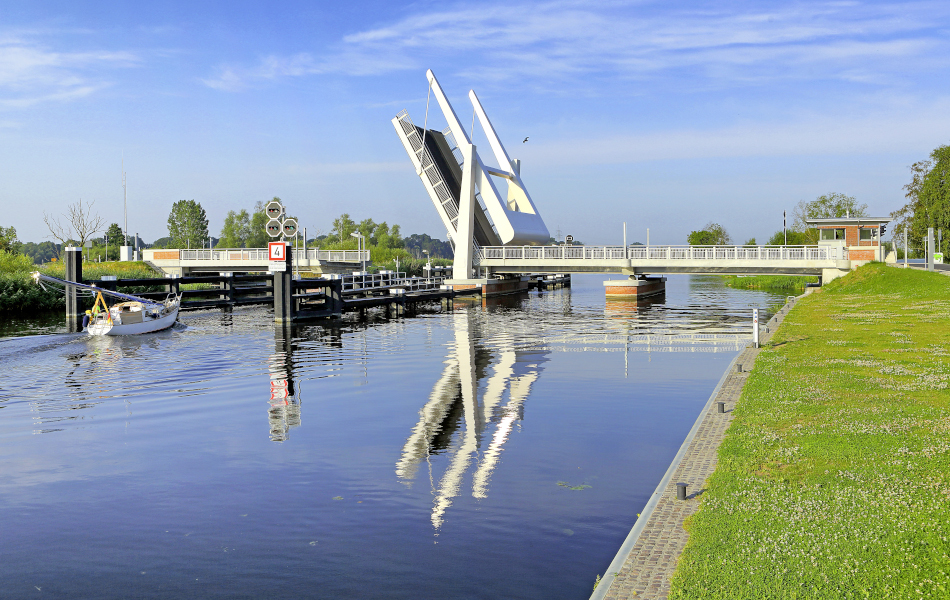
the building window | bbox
[860,228,873,240]
[820,228,846,240]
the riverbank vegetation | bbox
[722,274,819,291]
[671,263,950,598]
[0,255,162,314]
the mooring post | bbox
[273,243,294,324]
[676,482,688,501]
[64,247,82,332]
[328,279,343,317]
[717,401,725,413]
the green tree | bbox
[246,200,271,248]
[687,222,732,245]
[105,222,124,247]
[0,226,20,254]
[766,230,811,246]
[792,193,867,244]
[20,241,58,264]
[218,209,252,248]
[357,218,377,244]
[892,145,950,258]
[167,200,209,248]
[332,213,357,243]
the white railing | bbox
[330,271,446,293]
[479,245,844,262]
[172,248,370,263]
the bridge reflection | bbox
[396,307,547,529]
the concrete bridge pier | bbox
[604,275,666,300]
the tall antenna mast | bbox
[122,155,128,247]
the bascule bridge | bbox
[393,70,888,296]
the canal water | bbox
[0,275,784,599]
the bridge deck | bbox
[477,245,849,275]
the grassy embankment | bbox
[0,258,163,314]
[671,263,950,598]
[722,274,819,291]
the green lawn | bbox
[671,263,950,599]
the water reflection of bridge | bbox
[394,292,754,527]
[396,309,547,529]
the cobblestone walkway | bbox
[597,299,794,600]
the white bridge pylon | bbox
[393,70,550,279]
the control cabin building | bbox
[806,217,893,264]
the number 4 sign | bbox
[269,242,286,261]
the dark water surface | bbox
[0,275,783,599]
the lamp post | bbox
[350,231,365,272]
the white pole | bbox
[623,221,627,256]
[752,308,760,348]
[904,227,908,268]
[122,156,128,251]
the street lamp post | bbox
[350,232,365,272]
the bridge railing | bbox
[171,248,370,263]
[480,245,844,261]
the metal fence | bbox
[327,272,447,294]
[174,248,370,263]
[479,245,843,261]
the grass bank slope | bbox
[671,263,950,599]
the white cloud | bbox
[527,98,950,164]
[203,0,950,92]
[0,36,139,109]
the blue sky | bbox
[2,0,949,245]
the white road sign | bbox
[269,242,286,261]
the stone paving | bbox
[599,300,793,600]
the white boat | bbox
[86,297,180,336]
[32,272,181,336]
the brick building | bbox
[806,217,893,263]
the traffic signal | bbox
[880,223,887,236]
[282,218,298,238]
[266,219,282,238]
[265,200,284,220]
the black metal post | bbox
[328,278,343,317]
[273,244,294,323]
[64,247,83,332]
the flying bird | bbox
[523,137,529,143]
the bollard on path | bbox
[676,482,688,501]
[717,402,725,413]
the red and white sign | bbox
[269,242,286,261]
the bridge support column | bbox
[273,244,294,324]
[64,247,83,332]
[452,142,477,280]
[603,276,666,301]
[820,268,848,284]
